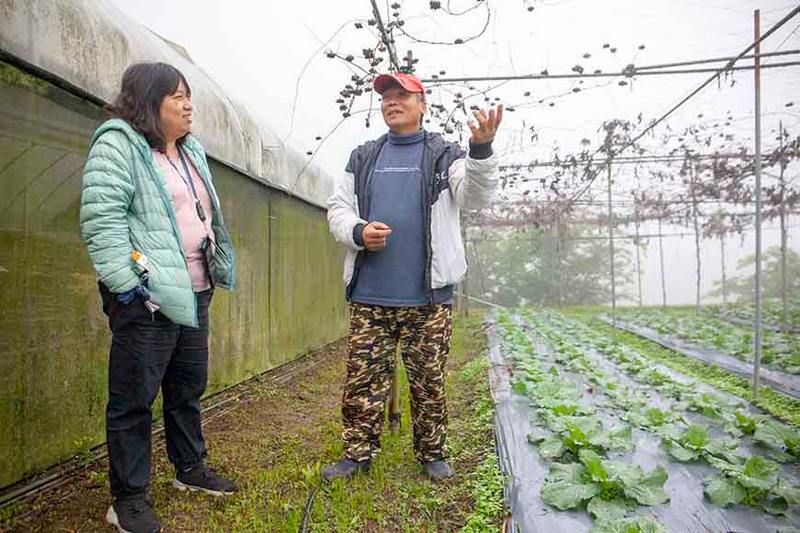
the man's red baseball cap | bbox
[373,72,425,95]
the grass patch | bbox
[571,311,800,427]
[3,314,504,532]
[208,312,504,532]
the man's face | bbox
[380,85,426,133]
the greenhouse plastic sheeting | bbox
[610,319,800,401]
[485,316,797,533]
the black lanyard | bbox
[165,148,207,222]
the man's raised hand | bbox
[467,104,504,145]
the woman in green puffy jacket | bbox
[80,62,236,533]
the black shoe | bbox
[321,458,371,482]
[106,493,161,533]
[173,465,237,496]
[422,460,454,482]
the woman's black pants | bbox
[99,283,212,498]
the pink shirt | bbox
[153,148,213,292]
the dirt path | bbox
[2,315,503,532]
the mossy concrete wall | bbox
[269,193,348,359]
[0,62,347,489]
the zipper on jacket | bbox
[421,132,435,305]
[346,136,388,300]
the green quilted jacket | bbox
[80,118,236,327]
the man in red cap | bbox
[325,71,502,482]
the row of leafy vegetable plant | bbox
[707,299,800,332]
[497,311,670,533]
[497,309,800,532]
[575,312,800,426]
[612,307,800,375]
[528,312,800,505]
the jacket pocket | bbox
[208,239,235,287]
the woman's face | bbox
[159,81,192,141]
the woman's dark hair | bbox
[109,62,191,150]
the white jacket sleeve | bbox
[448,151,499,210]
[327,170,368,251]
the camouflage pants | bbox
[342,302,453,463]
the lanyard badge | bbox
[194,199,207,222]
[165,148,207,222]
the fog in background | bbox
[111,0,800,305]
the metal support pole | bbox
[721,234,728,305]
[556,210,565,307]
[753,9,764,398]
[691,162,702,316]
[634,208,643,307]
[779,121,789,332]
[607,161,617,325]
[658,218,667,308]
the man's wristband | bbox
[353,223,366,246]
[469,141,493,160]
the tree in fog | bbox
[467,225,633,307]
[709,245,800,302]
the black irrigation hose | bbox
[300,484,321,533]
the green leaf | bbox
[704,475,745,507]
[762,496,789,516]
[733,411,757,435]
[754,420,788,448]
[552,403,579,416]
[512,380,528,395]
[685,425,710,449]
[625,465,669,506]
[773,478,800,505]
[705,455,741,474]
[644,407,669,427]
[587,497,628,521]
[754,421,800,457]
[702,437,741,464]
[740,456,779,491]
[607,425,634,451]
[540,463,598,510]
[527,432,547,444]
[580,449,607,482]
[604,460,643,488]
[591,516,669,533]
[764,448,795,463]
[538,436,566,459]
[565,416,602,436]
[663,439,702,462]
[655,424,682,441]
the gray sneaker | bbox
[106,493,161,533]
[422,460,454,482]
[173,465,237,496]
[321,458,371,482]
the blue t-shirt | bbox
[351,130,430,306]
